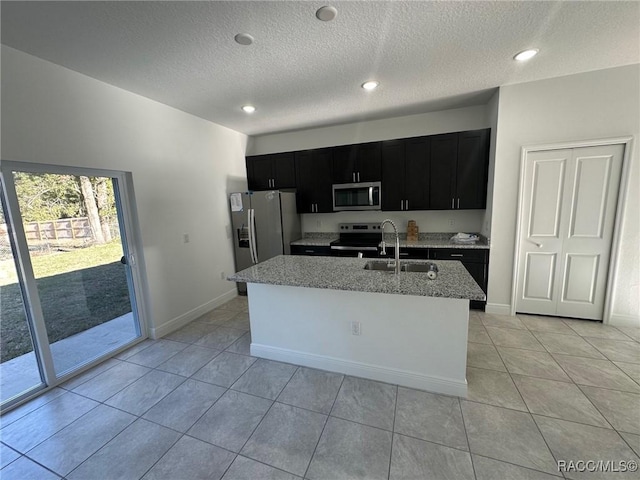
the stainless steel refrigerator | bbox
[229,190,301,294]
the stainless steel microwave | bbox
[332,182,382,211]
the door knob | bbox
[120,256,128,265]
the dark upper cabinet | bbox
[404,137,430,210]
[246,153,296,190]
[381,140,405,211]
[429,133,458,209]
[332,142,381,184]
[429,129,489,210]
[381,137,430,211]
[295,148,333,213]
[456,129,489,209]
[331,146,356,184]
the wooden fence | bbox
[0,217,93,241]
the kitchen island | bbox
[228,255,485,396]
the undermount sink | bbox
[364,261,439,278]
[401,263,437,273]
[364,261,397,272]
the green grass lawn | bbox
[0,243,131,363]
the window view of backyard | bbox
[1,173,134,370]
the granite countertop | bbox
[228,255,486,301]
[291,232,490,250]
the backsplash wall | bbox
[301,210,484,234]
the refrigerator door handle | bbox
[247,209,257,264]
[247,209,254,263]
[251,209,259,263]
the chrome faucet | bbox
[380,219,401,274]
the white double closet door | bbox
[516,144,624,320]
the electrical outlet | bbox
[183,233,190,243]
[220,271,226,280]
[448,219,455,227]
[351,321,361,336]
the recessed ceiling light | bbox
[316,6,338,22]
[514,49,539,61]
[234,33,254,46]
[361,81,379,91]
[241,105,256,113]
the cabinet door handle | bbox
[451,198,454,209]
[305,250,314,253]
[406,199,409,210]
[400,200,404,211]
[357,172,360,182]
[353,172,356,182]
[457,198,460,209]
[315,203,318,213]
[450,254,463,257]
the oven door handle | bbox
[330,245,378,252]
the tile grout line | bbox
[230,365,301,474]
[386,385,399,480]
[529,413,569,479]
[303,372,346,479]
[456,396,476,480]
[547,352,640,394]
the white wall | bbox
[488,64,639,326]
[302,210,483,234]
[1,46,248,337]
[250,104,491,234]
[481,90,500,240]
[248,104,489,155]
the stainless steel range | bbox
[329,223,383,257]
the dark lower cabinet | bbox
[428,248,489,310]
[290,245,332,256]
[246,153,296,190]
[295,149,333,213]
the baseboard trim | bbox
[485,303,512,315]
[150,289,238,339]
[608,313,640,328]
[251,343,468,397]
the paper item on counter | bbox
[230,193,243,212]
[407,220,419,242]
[450,232,479,244]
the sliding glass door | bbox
[0,190,44,402]
[0,163,145,409]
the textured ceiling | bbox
[1,1,639,136]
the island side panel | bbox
[247,283,469,397]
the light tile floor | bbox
[2,301,640,480]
